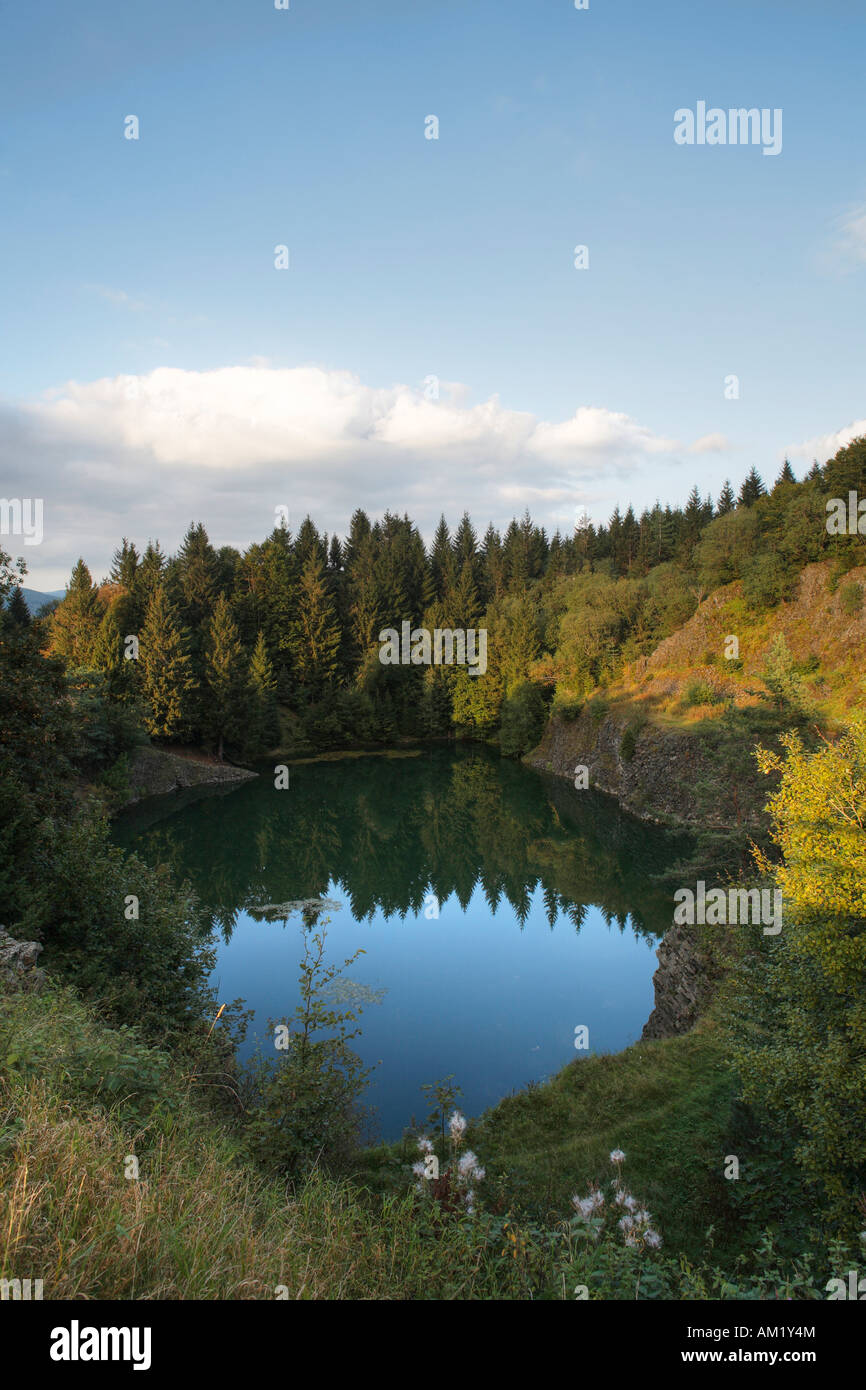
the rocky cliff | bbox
[120,746,258,808]
[526,705,765,831]
[641,926,716,1040]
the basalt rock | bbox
[641,926,713,1040]
[526,706,765,830]
[0,928,46,991]
[120,746,258,808]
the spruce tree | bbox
[430,516,456,598]
[203,594,249,760]
[716,480,736,516]
[480,523,506,602]
[110,538,140,589]
[248,630,280,752]
[48,559,103,669]
[294,552,342,696]
[90,605,128,699]
[6,585,31,628]
[738,466,767,507]
[140,585,196,741]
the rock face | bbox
[526,706,763,830]
[121,746,258,807]
[0,929,45,990]
[641,926,712,1040]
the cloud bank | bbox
[2,364,726,587]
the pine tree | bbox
[48,558,103,669]
[775,458,797,489]
[294,553,342,696]
[203,594,249,760]
[716,480,736,516]
[738,467,767,507]
[140,585,197,741]
[449,559,481,627]
[248,630,280,753]
[134,541,166,612]
[430,516,456,598]
[573,513,597,568]
[6,585,31,628]
[172,522,218,633]
[480,523,505,602]
[90,604,128,699]
[328,535,344,571]
[109,538,140,589]
[295,516,327,569]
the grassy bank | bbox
[3,973,850,1301]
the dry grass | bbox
[0,986,502,1301]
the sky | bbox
[1,0,864,589]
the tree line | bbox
[36,437,866,759]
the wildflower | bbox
[610,1148,626,1165]
[448,1110,467,1142]
[464,1190,475,1214]
[417,1135,434,1154]
[615,1190,637,1210]
[618,1214,634,1232]
[412,1161,427,1178]
[645,1230,662,1249]
[635,1208,652,1226]
[457,1149,485,1183]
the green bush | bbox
[839,580,862,616]
[19,809,219,1045]
[499,682,547,757]
[243,929,372,1177]
[620,726,638,761]
[680,679,720,709]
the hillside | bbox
[528,559,856,832]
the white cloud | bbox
[688,433,730,454]
[85,284,149,312]
[830,205,866,270]
[787,418,866,463]
[4,363,722,586]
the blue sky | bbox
[1,0,864,587]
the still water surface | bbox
[115,746,690,1138]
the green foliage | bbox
[203,594,249,759]
[680,678,721,709]
[243,929,373,1176]
[247,630,280,751]
[620,725,637,761]
[0,983,169,1125]
[140,585,197,740]
[741,551,794,611]
[498,680,547,757]
[760,634,816,718]
[419,1074,464,1150]
[728,717,866,1222]
[20,809,218,1045]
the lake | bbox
[115,746,691,1139]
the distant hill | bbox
[16,587,65,615]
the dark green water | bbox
[115,745,691,1139]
